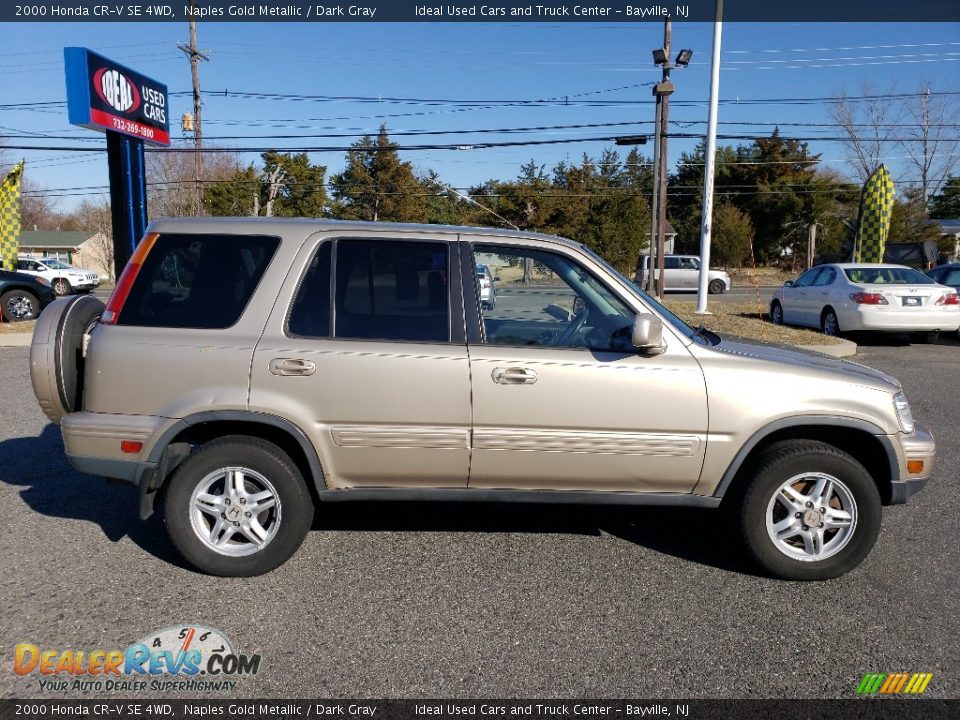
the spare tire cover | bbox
[30,295,105,425]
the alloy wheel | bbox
[765,472,857,562]
[189,466,282,557]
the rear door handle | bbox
[269,358,316,376]
[492,367,537,385]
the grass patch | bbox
[0,319,35,334]
[663,300,843,346]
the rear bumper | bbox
[839,305,960,332]
[62,412,179,518]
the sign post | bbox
[64,48,169,274]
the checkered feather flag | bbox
[1,161,24,271]
[854,164,894,264]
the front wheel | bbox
[769,300,784,325]
[708,279,726,295]
[1,290,40,321]
[53,278,72,296]
[164,436,314,576]
[737,440,880,580]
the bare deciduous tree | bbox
[900,85,959,199]
[830,84,900,183]
[19,176,60,230]
[146,146,245,217]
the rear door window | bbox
[118,233,279,328]
[333,239,450,343]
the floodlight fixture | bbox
[652,48,668,65]
[675,49,693,66]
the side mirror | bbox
[632,313,666,355]
[784,280,794,288]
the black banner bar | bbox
[3,1,960,23]
[2,700,960,720]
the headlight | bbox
[893,391,914,433]
[36,277,51,287]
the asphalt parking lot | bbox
[1,340,957,700]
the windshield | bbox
[42,259,72,269]
[844,267,935,285]
[579,245,697,340]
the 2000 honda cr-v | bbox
[30,219,935,579]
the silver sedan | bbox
[770,263,960,341]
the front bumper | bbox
[888,421,935,504]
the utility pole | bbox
[651,19,692,299]
[178,0,209,216]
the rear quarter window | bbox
[118,233,280,328]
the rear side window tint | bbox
[334,239,449,342]
[288,243,332,338]
[118,233,279,328]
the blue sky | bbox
[2,20,958,212]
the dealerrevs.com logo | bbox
[14,625,261,693]
[857,672,934,696]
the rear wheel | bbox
[164,436,314,576]
[912,331,939,344]
[53,278,72,296]
[708,279,726,295]
[821,308,841,336]
[1,290,39,321]
[737,440,880,580]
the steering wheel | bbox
[557,306,589,346]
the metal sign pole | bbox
[106,131,147,273]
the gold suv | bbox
[31,219,934,580]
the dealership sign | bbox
[64,47,170,146]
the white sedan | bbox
[770,263,960,341]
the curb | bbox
[0,332,33,347]
[798,338,858,358]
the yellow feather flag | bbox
[1,161,25,271]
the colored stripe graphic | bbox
[858,672,933,695]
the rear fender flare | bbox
[145,410,326,494]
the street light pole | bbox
[656,18,672,300]
[650,19,692,300]
[695,0,724,314]
[649,97,662,294]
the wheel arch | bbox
[146,411,326,502]
[714,417,898,505]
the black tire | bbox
[164,436,314,576]
[769,300,784,325]
[821,307,842,337]
[1,289,40,322]
[708,279,726,295]
[737,440,881,581]
[53,278,72,296]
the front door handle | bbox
[269,358,316,376]
[492,367,538,385]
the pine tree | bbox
[330,126,428,223]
